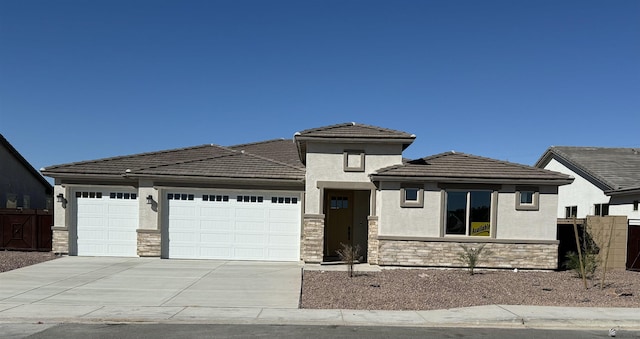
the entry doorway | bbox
[323,189,370,262]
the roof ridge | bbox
[131,150,242,172]
[240,151,306,172]
[296,122,414,137]
[228,138,291,148]
[44,144,230,170]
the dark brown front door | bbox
[324,190,353,259]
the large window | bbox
[446,190,491,236]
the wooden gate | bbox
[0,209,52,251]
[628,221,640,271]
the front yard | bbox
[301,268,640,310]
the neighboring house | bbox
[1,134,53,209]
[42,123,572,269]
[535,146,640,220]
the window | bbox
[633,200,638,211]
[445,190,491,237]
[594,203,609,216]
[400,185,424,208]
[343,150,365,172]
[565,206,578,218]
[515,187,539,211]
[330,196,349,209]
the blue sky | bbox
[1,0,638,183]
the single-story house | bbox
[42,123,572,269]
[1,133,53,209]
[535,146,640,220]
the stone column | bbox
[52,227,69,254]
[367,216,379,265]
[137,229,161,257]
[302,214,325,263]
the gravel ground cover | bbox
[0,251,58,273]
[301,268,640,310]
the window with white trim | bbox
[594,203,609,216]
[565,206,577,218]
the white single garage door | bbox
[75,189,138,257]
[167,191,301,261]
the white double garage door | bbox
[74,188,301,261]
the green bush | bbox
[457,244,492,275]
[564,251,599,279]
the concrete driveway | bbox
[0,257,302,310]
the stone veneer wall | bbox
[52,227,69,254]
[367,216,379,264]
[302,214,324,263]
[137,229,161,257]
[379,239,558,269]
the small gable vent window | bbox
[400,184,424,208]
[515,187,539,211]
[343,150,365,172]
[634,200,639,211]
[565,206,578,218]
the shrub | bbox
[336,243,361,278]
[457,244,492,275]
[564,251,599,279]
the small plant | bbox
[336,243,361,278]
[564,251,599,279]
[457,244,492,275]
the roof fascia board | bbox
[127,174,304,185]
[606,187,640,196]
[370,175,573,186]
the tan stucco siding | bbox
[377,183,559,241]
[495,185,558,240]
[304,142,403,214]
[377,182,442,237]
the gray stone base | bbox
[367,216,379,265]
[302,214,324,263]
[137,229,161,257]
[52,227,69,254]
[379,239,558,270]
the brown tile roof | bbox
[294,122,416,164]
[535,146,640,193]
[42,143,305,182]
[228,139,303,168]
[373,152,573,184]
[296,122,415,139]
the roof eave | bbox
[605,187,640,196]
[126,173,305,184]
[370,175,574,186]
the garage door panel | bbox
[76,189,138,257]
[168,191,301,261]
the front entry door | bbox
[324,190,353,260]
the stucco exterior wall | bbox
[543,158,610,218]
[496,185,559,240]
[609,195,640,220]
[377,182,442,237]
[0,145,51,209]
[377,183,558,241]
[304,142,403,214]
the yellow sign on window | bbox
[471,222,490,236]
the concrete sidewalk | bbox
[0,257,638,330]
[0,304,638,330]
